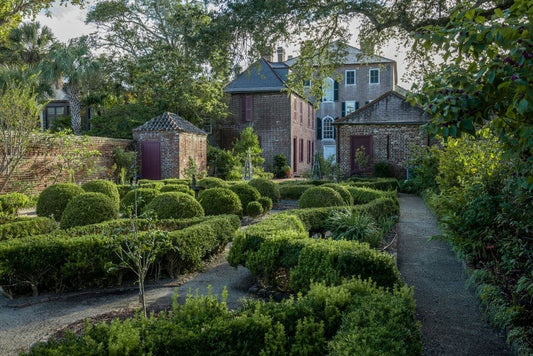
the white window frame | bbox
[322,116,334,140]
[345,70,356,85]
[322,77,334,102]
[369,68,380,84]
[303,79,311,88]
[345,101,357,115]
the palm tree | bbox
[0,22,55,65]
[40,36,99,134]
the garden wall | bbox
[0,135,132,195]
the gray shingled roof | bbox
[133,112,207,135]
[284,44,394,66]
[224,59,289,93]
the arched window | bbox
[322,116,334,140]
[322,77,334,102]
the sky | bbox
[35,1,412,88]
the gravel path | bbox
[397,193,511,356]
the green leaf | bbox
[517,99,529,115]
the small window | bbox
[345,101,357,115]
[322,116,334,140]
[322,77,334,102]
[369,68,380,84]
[345,70,356,85]
[303,79,311,87]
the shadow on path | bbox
[397,193,510,356]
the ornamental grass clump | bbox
[60,192,119,229]
[36,183,84,221]
[144,192,204,219]
[327,208,382,247]
[298,186,344,209]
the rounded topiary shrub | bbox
[120,188,159,215]
[81,179,120,208]
[197,177,228,189]
[36,183,84,221]
[249,178,280,202]
[298,186,344,208]
[229,183,261,214]
[198,188,242,216]
[60,192,119,229]
[258,196,273,212]
[322,184,354,205]
[144,192,204,219]
[160,184,194,195]
[246,201,264,218]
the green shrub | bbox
[258,196,273,212]
[273,154,289,178]
[249,178,280,202]
[229,183,261,215]
[346,178,399,191]
[60,192,119,229]
[372,161,395,178]
[246,201,263,217]
[116,184,132,199]
[36,183,84,221]
[162,178,190,185]
[327,209,382,247]
[197,177,228,189]
[345,186,390,204]
[298,186,344,209]
[119,188,159,215]
[321,183,354,205]
[160,184,194,195]
[81,179,120,208]
[0,192,29,216]
[145,192,204,220]
[0,217,57,241]
[198,188,242,216]
[279,184,313,200]
[138,180,164,190]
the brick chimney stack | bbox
[277,46,286,62]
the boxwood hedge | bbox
[36,183,84,221]
[0,217,57,241]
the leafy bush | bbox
[249,178,280,202]
[327,209,382,247]
[197,177,228,189]
[229,183,261,215]
[0,217,57,241]
[120,188,159,215]
[116,184,132,199]
[198,188,242,216]
[207,146,237,180]
[258,197,273,212]
[36,183,84,221]
[60,192,120,229]
[372,161,395,178]
[273,154,290,178]
[145,192,204,219]
[298,186,344,208]
[138,180,164,190]
[81,179,120,208]
[346,186,393,205]
[160,184,194,195]
[162,178,190,185]
[246,201,263,217]
[279,184,313,200]
[346,178,399,191]
[0,192,29,216]
[321,183,354,205]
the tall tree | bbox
[40,36,99,134]
[0,22,55,65]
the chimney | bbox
[277,46,286,62]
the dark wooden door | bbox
[141,141,161,180]
[350,135,373,174]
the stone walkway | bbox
[397,193,511,356]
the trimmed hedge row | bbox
[279,184,313,199]
[0,215,240,296]
[345,177,399,191]
[344,185,395,204]
[0,217,57,241]
[24,278,422,355]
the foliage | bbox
[345,177,399,191]
[345,186,394,205]
[36,183,84,221]
[273,154,289,179]
[81,179,120,208]
[0,217,56,241]
[258,196,273,213]
[246,201,263,218]
[46,131,102,184]
[321,183,354,205]
[0,80,42,191]
[0,192,29,216]
[198,188,242,216]
[138,180,164,191]
[373,161,395,178]
[116,184,132,199]
[229,182,261,215]
[112,146,136,185]
[317,154,344,182]
[144,192,204,220]
[159,184,194,195]
[298,186,344,209]
[327,209,382,247]
[399,144,440,194]
[207,145,236,180]
[182,156,206,181]
[353,146,371,171]
[60,192,119,229]
[120,188,159,215]
[279,184,313,200]
[232,127,265,168]
[197,177,228,189]
[249,177,280,202]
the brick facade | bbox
[335,91,430,179]
[0,135,131,194]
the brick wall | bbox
[178,132,207,178]
[290,94,315,176]
[0,135,132,194]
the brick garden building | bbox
[220,58,315,176]
[334,91,430,178]
[133,112,207,180]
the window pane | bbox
[346,70,355,85]
[323,117,334,139]
[370,69,379,84]
[322,78,334,102]
[346,101,356,114]
[56,107,65,115]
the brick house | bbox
[133,112,207,180]
[285,45,396,161]
[221,58,315,176]
[334,91,430,178]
